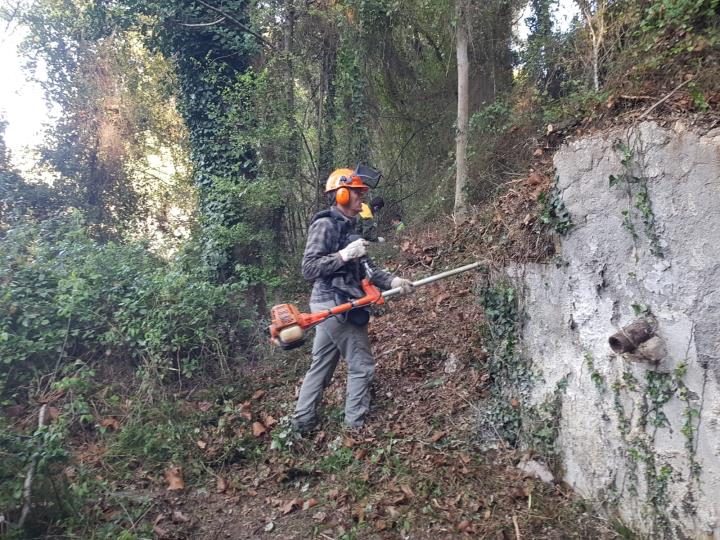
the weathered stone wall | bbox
[516,121,720,538]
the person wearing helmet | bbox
[358,197,385,242]
[294,166,413,433]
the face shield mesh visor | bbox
[353,164,381,189]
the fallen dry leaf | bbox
[197,401,212,412]
[47,407,61,422]
[262,414,277,428]
[196,440,207,450]
[99,418,120,430]
[282,498,302,515]
[343,436,359,448]
[238,401,253,421]
[165,466,185,491]
[528,171,544,186]
[153,525,170,539]
[400,484,415,499]
[429,431,446,443]
[386,506,401,519]
[251,389,266,400]
[171,510,190,523]
[100,508,120,522]
[302,498,318,511]
[352,502,366,523]
[252,422,267,437]
[313,511,327,522]
[511,484,532,499]
[216,476,228,493]
[467,499,482,513]
[431,498,448,510]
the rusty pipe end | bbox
[609,319,655,354]
[609,334,633,354]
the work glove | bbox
[339,238,369,262]
[391,277,414,295]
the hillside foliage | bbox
[1,0,719,536]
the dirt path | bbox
[142,279,618,539]
[71,223,623,539]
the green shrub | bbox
[0,214,253,400]
[0,413,72,537]
[640,0,720,36]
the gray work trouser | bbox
[293,301,374,430]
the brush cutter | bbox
[269,261,483,350]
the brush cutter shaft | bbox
[381,261,483,299]
[268,261,484,349]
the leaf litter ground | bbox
[106,183,620,540]
[18,171,623,539]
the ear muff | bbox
[335,187,350,206]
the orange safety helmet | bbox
[325,168,369,206]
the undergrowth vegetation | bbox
[466,0,720,210]
[1,0,719,536]
[0,214,253,402]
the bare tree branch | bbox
[18,405,48,529]
[180,16,226,27]
[0,0,24,46]
[637,78,692,121]
[194,0,275,50]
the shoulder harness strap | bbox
[310,208,353,251]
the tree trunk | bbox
[454,1,469,218]
[284,0,298,180]
[577,0,606,92]
[317,34,337,209]
[283,0,300,252]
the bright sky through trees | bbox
[0,21,49,173]
[0,0,577,173]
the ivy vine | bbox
[477,281,568,467]
[609,140,663,258]
[539,180,573,234]
[609,359,702,536]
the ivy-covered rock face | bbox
[520,121,720,538]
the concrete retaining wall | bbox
[516,121,720,538]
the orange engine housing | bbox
[268,278,385,350]
[269,303,302,340]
